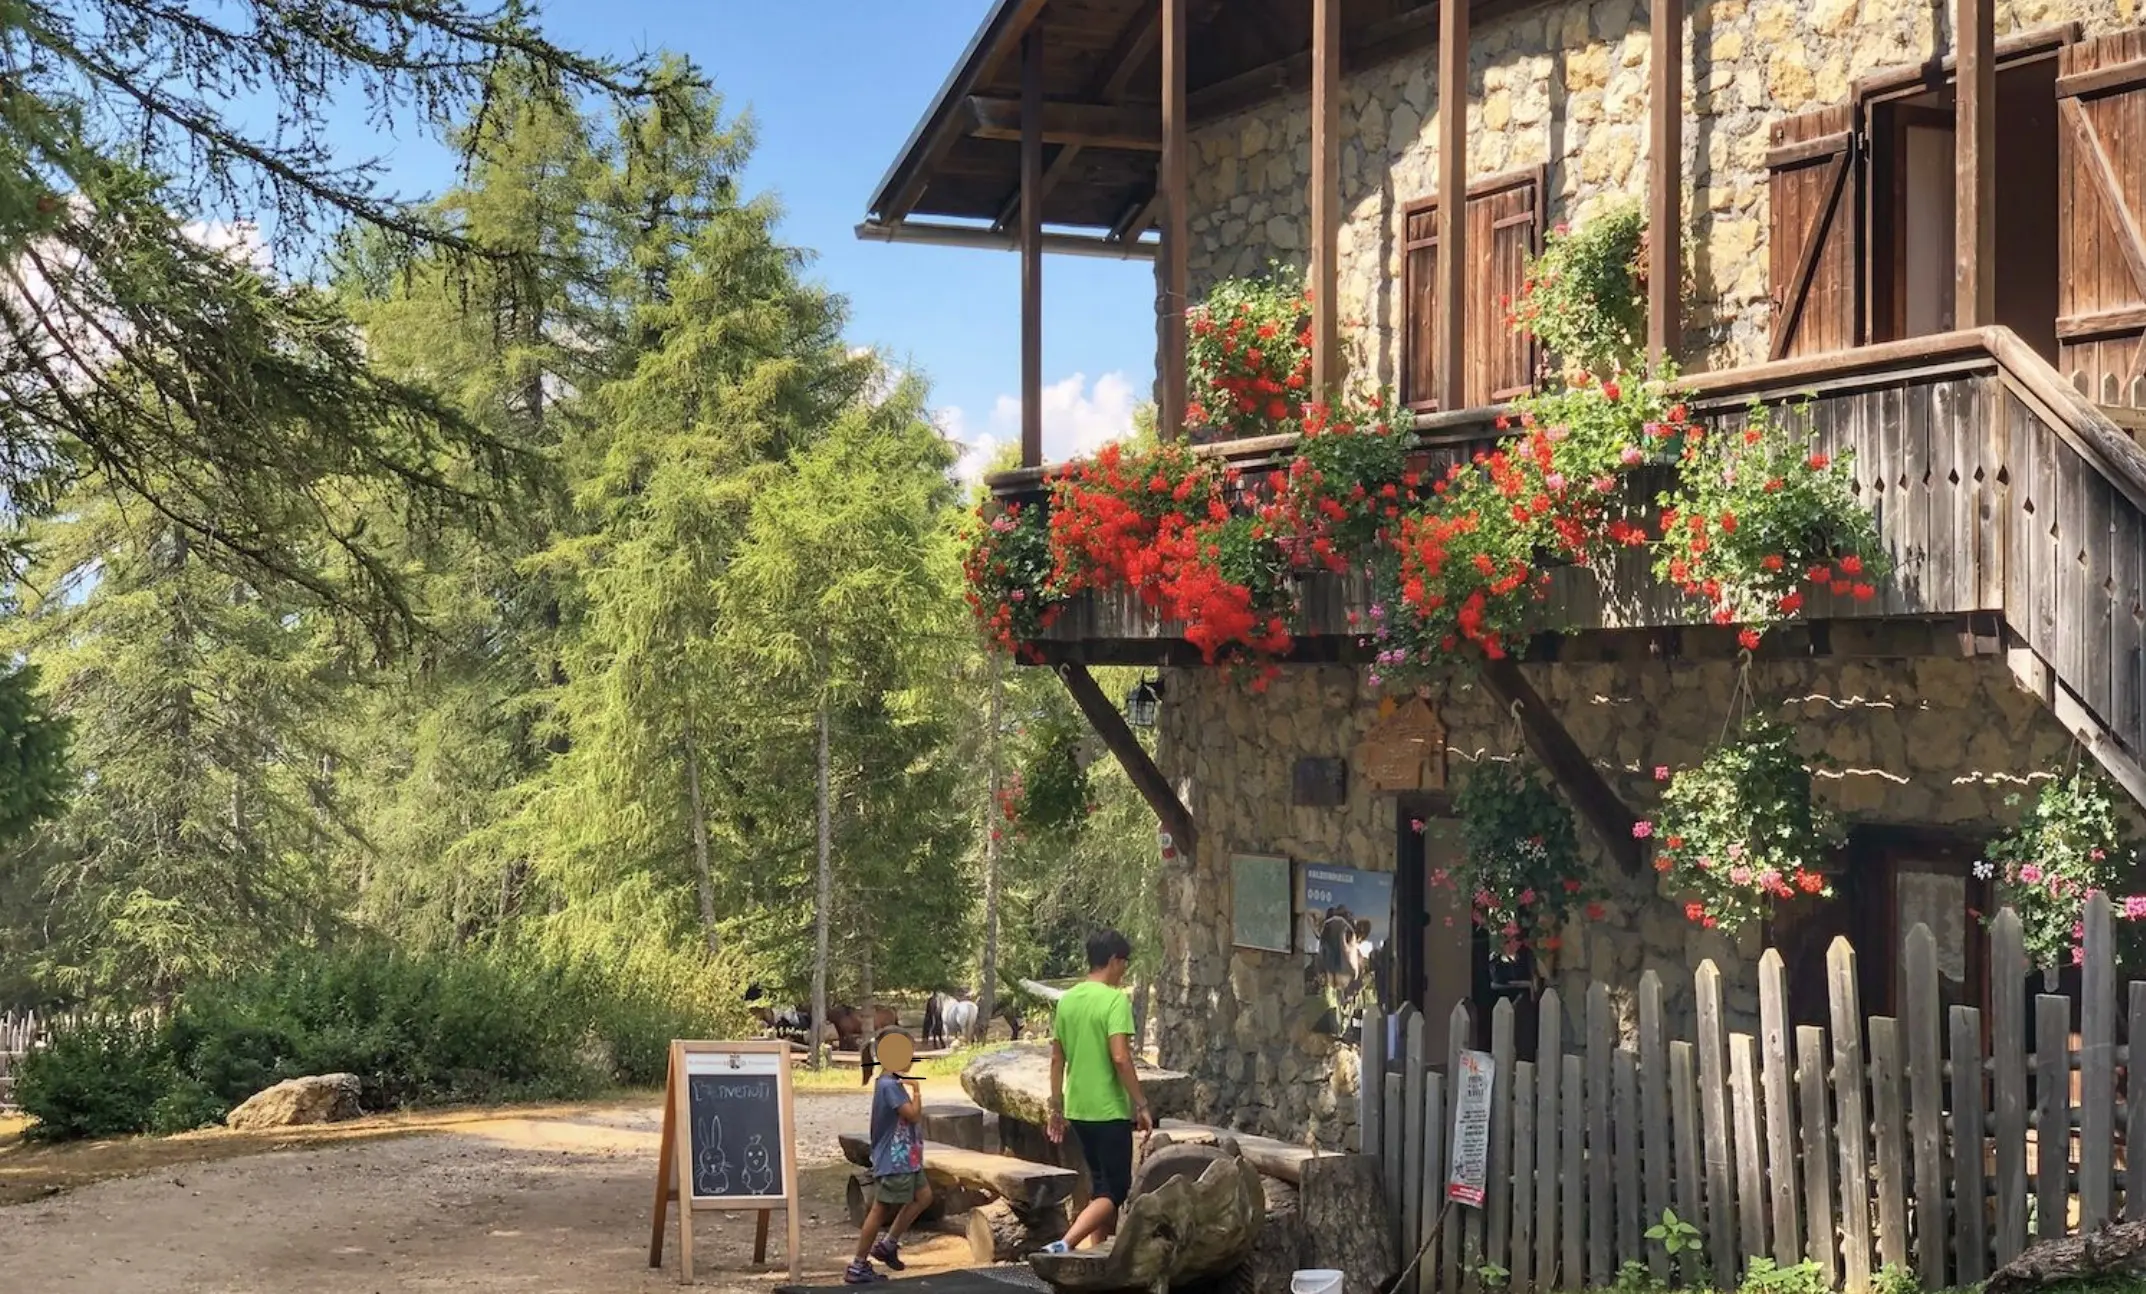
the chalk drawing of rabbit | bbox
[741,1134,775,1195]
[694,1111,731,1195]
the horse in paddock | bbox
[924,989,1026,1045]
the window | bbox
[1402,168,1544,412]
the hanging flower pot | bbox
[1450,759,1601,966]
[1981,768,2146,974]
[1647,716,1841,934]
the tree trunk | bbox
[977,657,1003,1043]
[1132,977,1151,1050]
[966,1198,1064,1264]
[682,722,720,956]
[1986,1220,2146,1293]
[811,700,833,1071]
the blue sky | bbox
[298,2,1156,478]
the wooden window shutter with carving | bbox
[1402,167,1543,411]
[1766,103,1864,360]
[2056,26,2146,406]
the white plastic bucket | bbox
[1291,1269,1345,1294]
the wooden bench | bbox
[839,1132,1079,1262]
[1152,1119,1322,1184]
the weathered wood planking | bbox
[1758,950,1801,1267]
[1365,1004,1387,1186]
[1695,962,1737,1282]
[2035,994,2072,1241]
[1453,1001,1484,1293]
[1869,1018,1910,1275]
[1795,1025,1838,1286]
[2081,893,2117,1228]
[1613,1048,1642,1271]
[1405,1009,1429,1267]
[2131,983,2146,1223]
[1487,999,1517,1285]
[1828,938,1875,1293]
[1586,984,1613,1284]
[1951,1004,1989,1286]
[1906,925,1950,1288]
[1443,1004,1464,1294]
[1534,991,1563,1292]
[1510,1060,1537,1293]
[1729,1033,1769,1273]
[1668,1040,1706,1289]
[1639,972,1674,1285]
[1561,1053,1584,1290]
[1420,1069,1445,1294]
[1992,911,2031,1262]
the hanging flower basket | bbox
[1981,769,2146,973]
[1449,759,1601,963]
[1648,716,1840,934]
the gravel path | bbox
[0,1089,983,1293]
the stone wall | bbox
[1168,0,2136,397]
[1151,654,2131,1147]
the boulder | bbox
[225,1073,363,1131]
[961,1043,1193,1126]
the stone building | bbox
[860,1,2146,1149]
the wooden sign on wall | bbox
[1354,696,1448,792]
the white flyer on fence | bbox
[1446,1048,1495,1207]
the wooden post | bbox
[1955,0,1995,325]
[1056,662,1198,853]
[1020,24,1045,468]
[1310,0,1341,398]
[1160,0,1189,440]
[1435,0,1469,411]
[1647,0,1683,362]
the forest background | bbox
[0,2,1157,1134]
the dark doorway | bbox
[1866,54,2062,361]
[1395,801,1538,1060]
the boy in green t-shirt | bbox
[1041,928,1151,1253]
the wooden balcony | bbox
[986,328,2146,801]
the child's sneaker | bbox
[844,1260,886,1284]
[870,1238,906,1271]
[1034,1240,1070,1256]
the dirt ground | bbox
[0,1077,984,1292]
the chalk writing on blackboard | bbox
[685,1052,786,1201]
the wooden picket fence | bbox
[1359,895,2146,1292]
[0,1008,51,1110]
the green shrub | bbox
[19,937,749,1141]
[15,1015,178,1141]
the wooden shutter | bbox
[1401,168,1543,411]
[1403,201,1441,410]
[2056,27,2146,406]
[1766,103,1863,360]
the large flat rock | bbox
[961,1043,1191,1126]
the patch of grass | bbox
[788,1043,1009,1092]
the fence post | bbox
[1758,950,1801,1268]
[1406,1009,1429,1268]
[1906,924,1949,1287]
[1534,989,1563,1291]
[1587,983,1613,1284]
[1828,937,1874,1293]
[1950,1004,1988,1285]
[1695,961,1736,1283]
[1991,910,2030,1262]
[1487,998,1516,1286]
[1795,1025,1838,1286]
[2080,892,2116,1228]
[1638,971,1673,1284]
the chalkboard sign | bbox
[685,1049,786,1200]
[649,1040,800,1282]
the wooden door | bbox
[1767,103,1864,360]
[2056,27,2146,407]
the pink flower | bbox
[2074,946,2087,966]
[2124,896,2146,921]
[1632,820,1654,839]
[1729,866,1753,886]
[1620,446,1644,466]
[1519,888,1538,906]
[1654,765,1671,781]
[2020,863,2045,884]
[1592,475,1617,494]
[2092,848,2107,861]
[1545,472,1566,492]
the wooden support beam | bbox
[1160,0,1189,441]
[1310,0,1342,397]
[880,0,1052,222]
[1647,0,1684,363]
[1956,0,1996,325]
[994,8,1161,231]
[1435,0,1469,411]
[1020,28,1044,470]
[1109,188,1163,243]
[1057,663,1197,854]
[1476,658,1642,874]
[968,98,1160,151]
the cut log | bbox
[1986,1220,2146,1293]
[1001,1112,1093,1214]
[1017,978,1068,1003]
[969,1197,1069,1263]
[836,1133,1078,1214]
[1155,1119,1321,1184]
[922,1103,988,1151]
[1297,1153,1395,1294]
[1029,1143,1264,1292]
[962,1042,1192,1126]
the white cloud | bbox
[179,219,272,274]
[940,371,1142,484]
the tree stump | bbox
[1987,1219,2146,1293]
[1297,1153,1394,1294]
[968,1197,1067,1264]
[1185,1175,1303,1294]
[922,1103,988,1152]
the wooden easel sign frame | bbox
[648,1039,801,1283]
